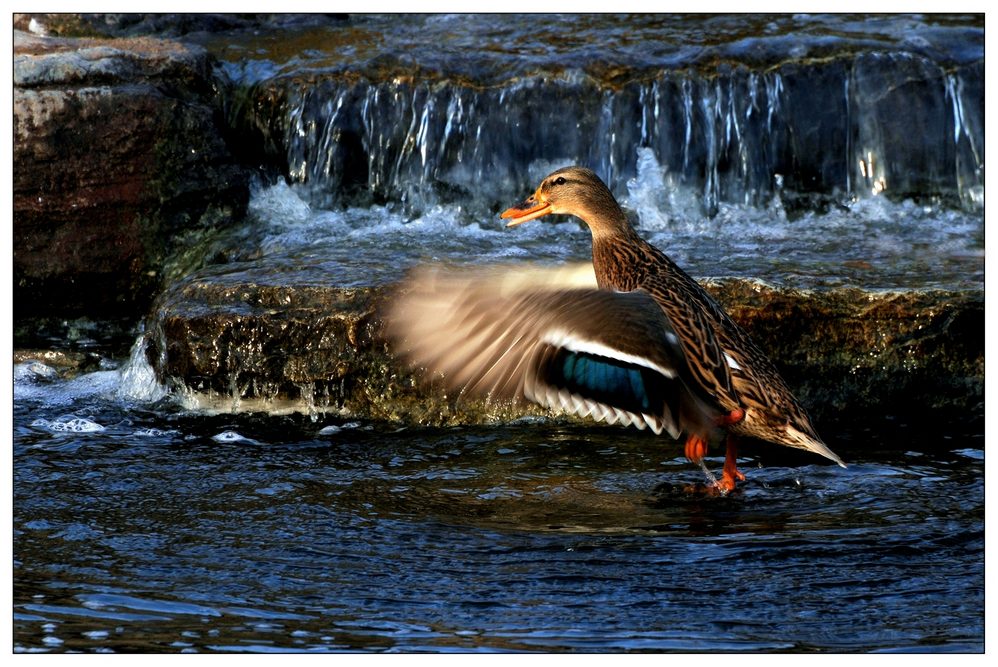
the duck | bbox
[384,166,845,493]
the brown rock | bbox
[13,30,249,322]
[146,272,983,436]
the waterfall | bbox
[249,54,981,217]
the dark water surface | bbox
[13,386,984,653]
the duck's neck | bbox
[582,206,649,292]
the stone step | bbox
[146,271,983,434]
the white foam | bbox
[625,147,687,230]
[117,337,169,403]
[318,421,362,435]
[32,415,105,433]
[13,361,59,382]
[248,179,312,226]
[238,148,983,292]
[211,430,261,445]
[14,336,170,410]
[14,369,120,407]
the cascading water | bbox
[206,14,983,299]
[267,50,982,218]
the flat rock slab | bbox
[147,271,983,433]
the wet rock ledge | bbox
[147,273,983,432]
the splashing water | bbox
[217,150,982,293]
[117,337,169,404]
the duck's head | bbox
[501,166,625,231]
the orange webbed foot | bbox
[684,431,747,496]
[717,469,745,494]
[684,434,709,462]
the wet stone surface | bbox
[146,266,983,435]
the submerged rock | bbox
[146,271,983,435]
[12,29,249,326]
[12,349,104,379]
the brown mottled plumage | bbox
[384,166,844,493]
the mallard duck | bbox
[385,166,844,493]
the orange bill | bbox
[500,199,553,227]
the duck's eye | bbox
[554,176,566,186]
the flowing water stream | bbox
[12,371,986,652]
[13,14,984,653]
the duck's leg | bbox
[684,409,747,492]
[685,408,744,463]
[718,435,746,493]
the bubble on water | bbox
[32,416,105,433]
[318,421,362,435]
[133,428,179,438]
[211,431,260,445]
